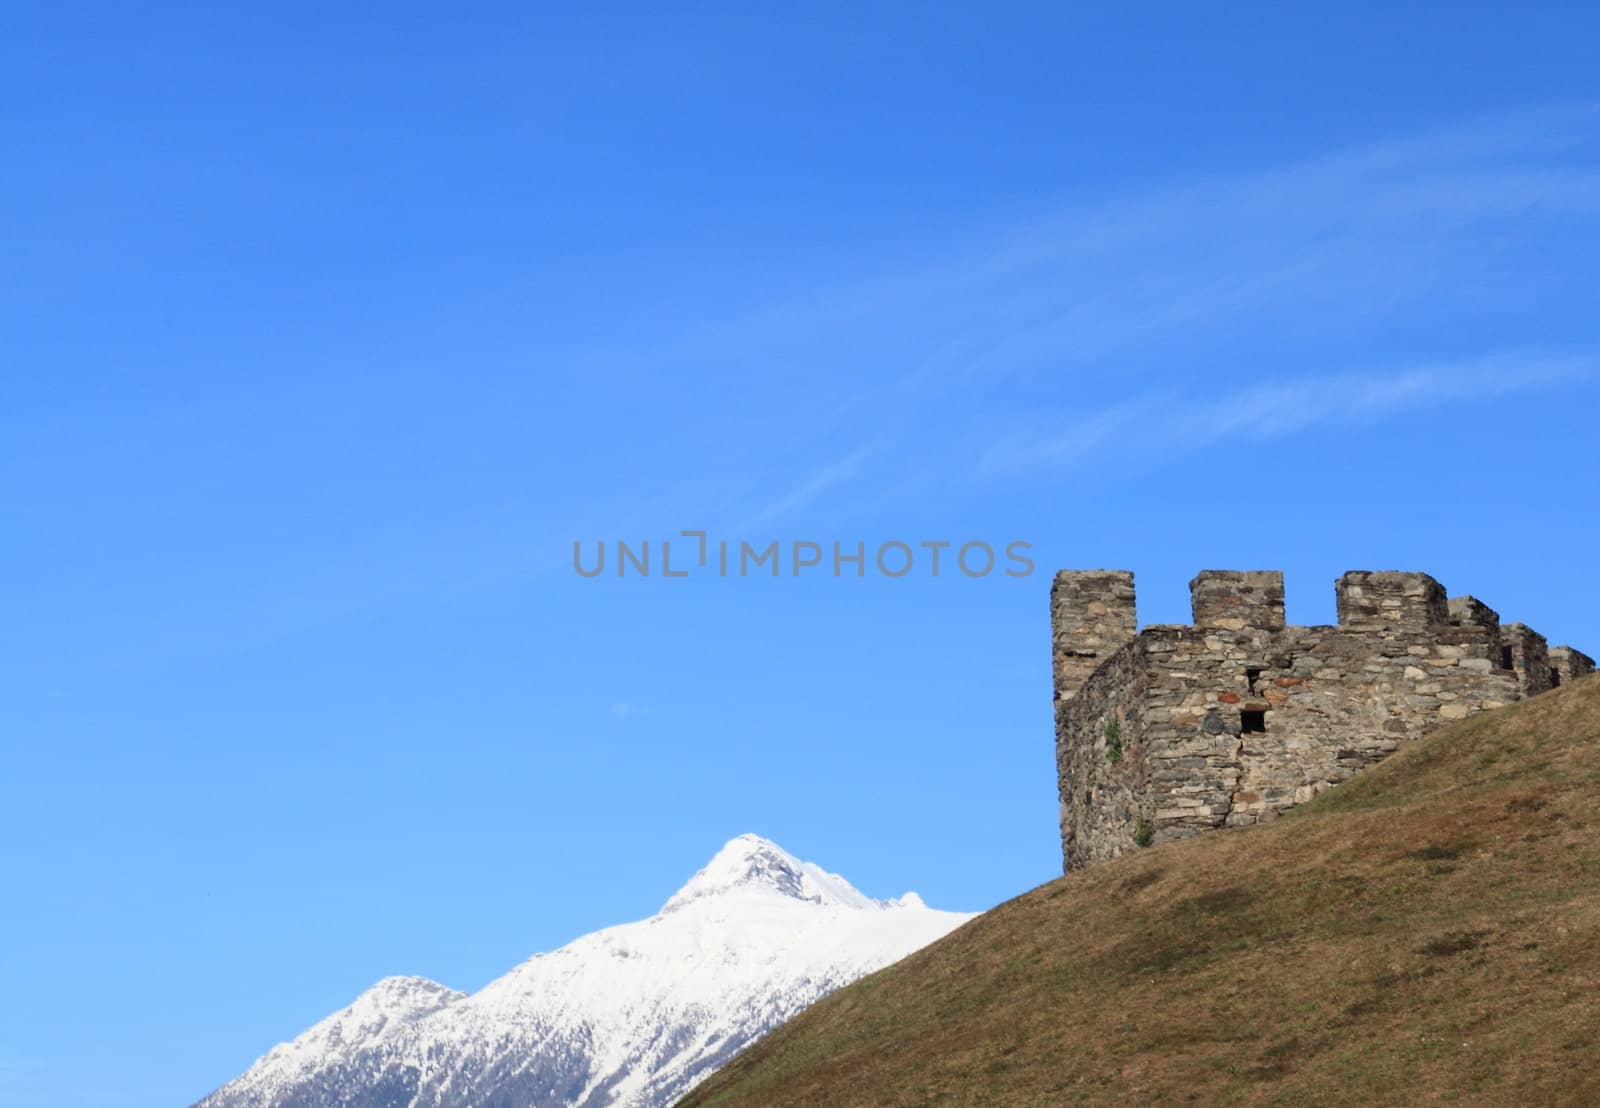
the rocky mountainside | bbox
[195,834,973,1108]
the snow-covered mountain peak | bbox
[198,835,973,1108]
[659,833,881,914]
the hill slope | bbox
[684,675,1600,1107]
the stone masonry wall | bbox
[1053,568,1594,872]
[1055,635,1147,869]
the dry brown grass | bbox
[682,674,1600,1107]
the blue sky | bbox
[4,4,1600,1105]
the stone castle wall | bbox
[1052,569,1595,872]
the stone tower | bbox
[1051,568,1594,872]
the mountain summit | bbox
[195,835,972,1108]
[661,833,883,913]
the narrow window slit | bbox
[1241,710,1267,734]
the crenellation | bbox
[1447,594,1500,631]
[1441,595,1503,664]
[1500,622,1553,697]
[1549,646,1597,686]
[1050,570,1137,704]
[1189,570,1287,631]
[1335,571,1448,632]
[1053,568,1586,872]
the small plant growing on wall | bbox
[1104,718,1123,763]
[1133,820,1154,848]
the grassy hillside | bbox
[683,675,1600,1107]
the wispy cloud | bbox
[406,107,1599,577]
[599,107,1600,548]
[737,446,872,529]
[982,353,1598,474]
[712,105,1600,410]
[689,106,1600,508]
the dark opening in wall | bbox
[1246,666,1262,693]
[1501,646,1515,670]
[1241,710,1267,734]
[1551,668,1562,688]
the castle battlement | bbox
[1052,568,1595,871]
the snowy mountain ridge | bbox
[195,834,974,1108]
